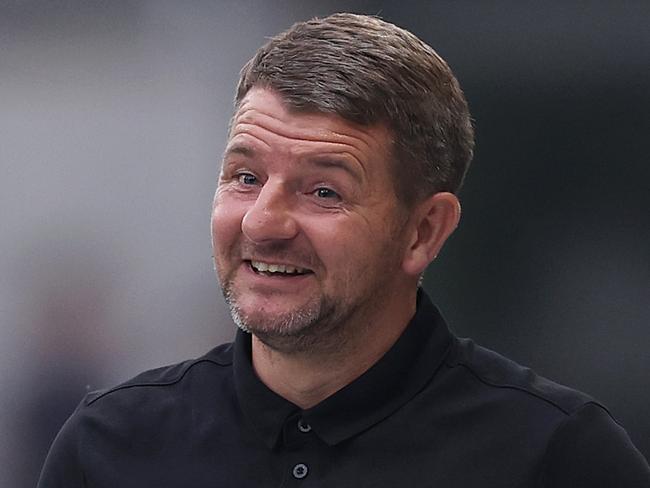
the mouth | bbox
[247,260,313,277]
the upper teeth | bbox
[251,261,308,274]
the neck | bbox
[251,289,418,409]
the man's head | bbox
[212,13,473,354]
[234,13,474,207]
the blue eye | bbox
[238,173,258,185]
[315,187,339,199]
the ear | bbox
[401,192,461,276]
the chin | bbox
[234,305,320,336]
[227,290,348,352]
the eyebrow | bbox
[223,144,256,159]
[223,144,363,183]
[306,156,363,184]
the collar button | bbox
[297,418,312,433]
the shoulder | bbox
[63,341,236,439]
[37,342,237,486]
[538,401,650,486]
[84,341,234,408]
[443,337,650,484]
[445,337,596,416]
[60,341,235,445]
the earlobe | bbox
[402,192,461,276]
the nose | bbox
[241,181,298,243]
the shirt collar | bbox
[233,289,453,448]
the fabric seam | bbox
[85,357,232,406]
[444,358,598,417]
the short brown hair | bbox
[235,13,474,205]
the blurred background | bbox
[1,1,648,485]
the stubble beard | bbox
[216,218,407,356]
[222,280,353,355]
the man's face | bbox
[211,88,411,353]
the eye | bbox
[237,173,258,185]
[314,187,340,200]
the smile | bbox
[249,260,312,276]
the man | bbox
[39,13,649,487]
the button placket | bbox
[282,414,314,482]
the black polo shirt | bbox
[38,291,649,487]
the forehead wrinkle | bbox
[232,105,384,158]
[224,131,368,187]
[228,124,381,182]
[226,125,272,152]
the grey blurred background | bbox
[1,1,648,486]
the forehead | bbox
[226,88,393,167]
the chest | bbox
[84,409,543,488]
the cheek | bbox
[305,217,368,271]
[211,201,245,251]
[320,212,399,271]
